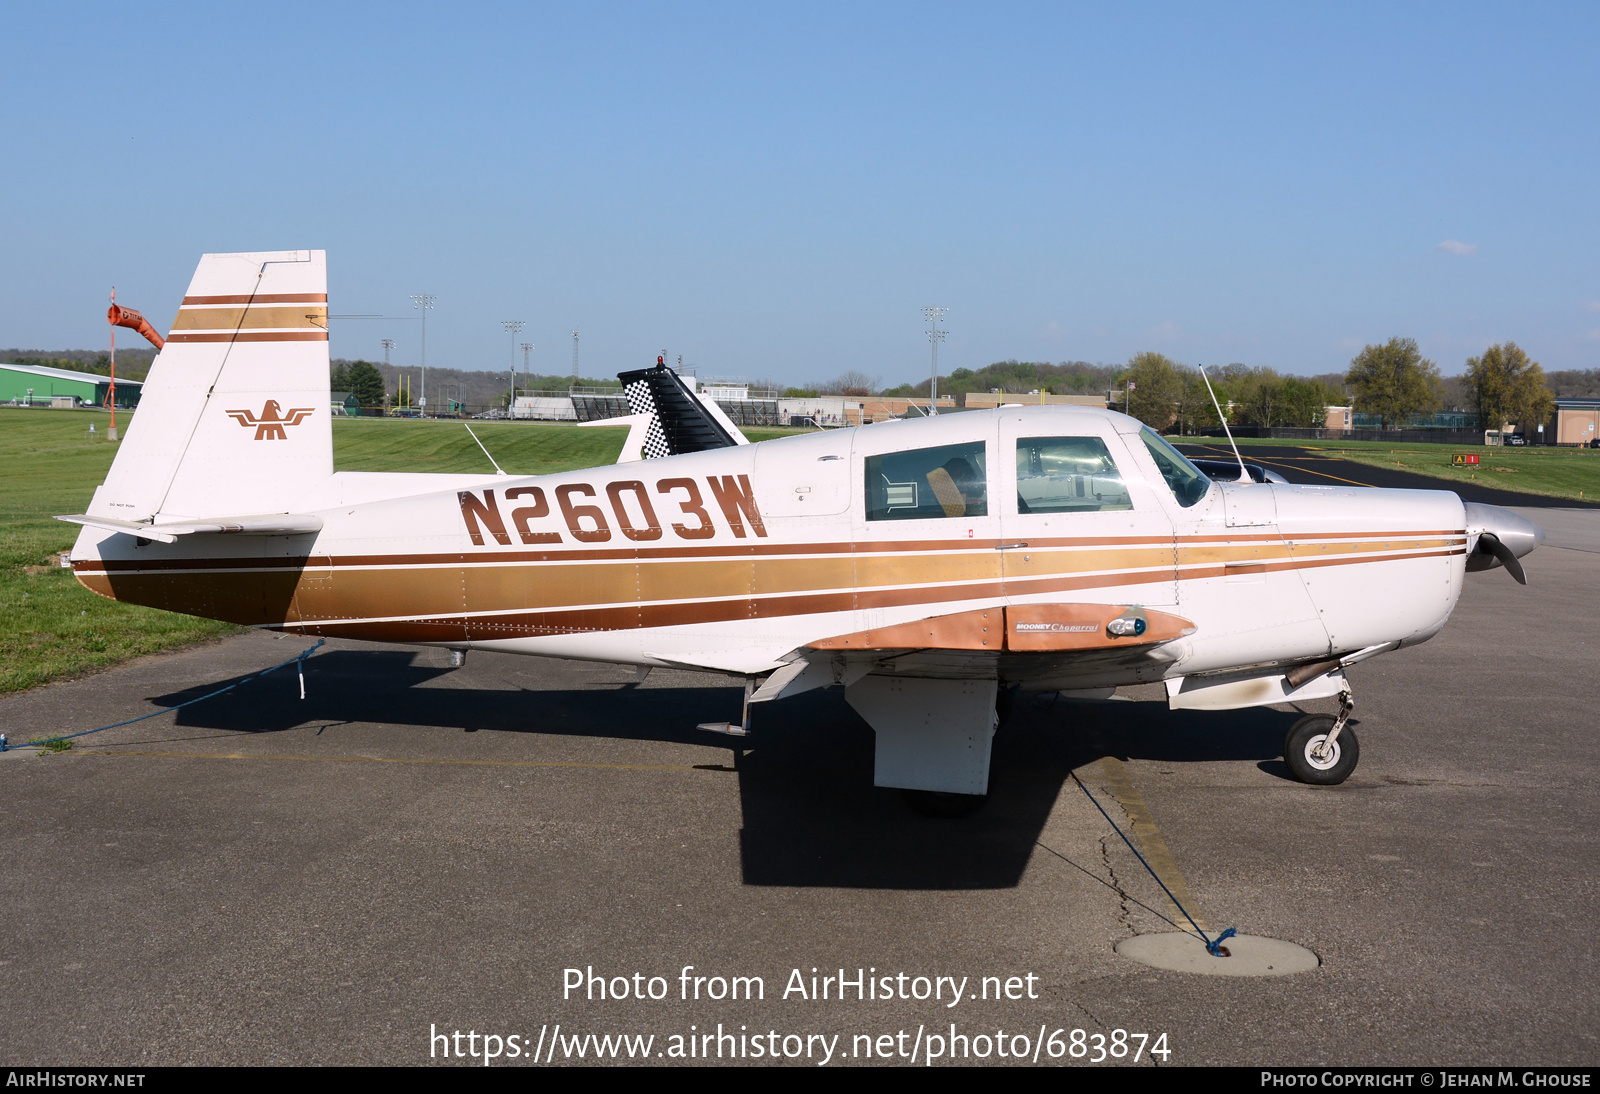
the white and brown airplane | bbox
[61,250,1543,808]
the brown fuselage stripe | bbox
[77,530,1469,574]
[165,331,329,343]
[171,305,328,331]
[181,294,327,305]
[74,538,1451,616]
[1175,546,1465,584]
[283,546,1467,642]
[76,543,1466,640]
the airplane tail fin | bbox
[617,361,747,459]
[87,250,333,522]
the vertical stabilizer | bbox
[89,250,332,521]
[617,361,746,459]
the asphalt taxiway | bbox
[2,518,1597,1066]
[1175,441,1600,509]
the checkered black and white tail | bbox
[616,362,746,459]
[623,375,674,459]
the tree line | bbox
[789,339,1562,435]
[1,349,159,383]
[1116,339,1556,433]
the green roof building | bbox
[0,362,143,408]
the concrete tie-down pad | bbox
[1115,932,1321,977]
[845,675,997,794]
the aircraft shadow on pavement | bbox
[149,651,1303,891]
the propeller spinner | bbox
[1464,502,1545,585]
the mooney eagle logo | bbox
[225,400,316,440]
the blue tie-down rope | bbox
[1072,771,1238,957]
[0,638,324,754]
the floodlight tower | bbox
[411,293,435,414]
[923,306,948,415]
[380,338,396,367]
[571,329,580,382]
[521,341,533,396]
[502,320,524,415]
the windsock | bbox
[107,303,164,350]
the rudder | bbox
[89,249,333,522]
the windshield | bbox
[1137,429,1211,508]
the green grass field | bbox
[1180,435,1600,502]
[0,410,802,694]
[331,416,797,475]
[0,409,239,694]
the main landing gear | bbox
[898,686,1013,819]
[1283,689,1359,785]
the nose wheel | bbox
[1284,691,1359,785]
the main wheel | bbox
[1283,714,1359,785]
[902,789,988,818]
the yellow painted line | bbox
[1181,444,1378,488]
[1093,756,1209,932]
[1243,457,1376,488]
[77,749,727,773]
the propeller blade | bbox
[1477,532,1528,585]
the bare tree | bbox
[818,370,881,397]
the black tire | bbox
[1283,714,1359,785]
[902,789,988,818]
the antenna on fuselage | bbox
[464,425,508,476]
[1198,364,1250,483]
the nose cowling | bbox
[1464,501,1545,583]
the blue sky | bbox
[3,2,1597,385]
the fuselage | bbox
[70,406,1470,692]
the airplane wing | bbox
[750,603,1197,705]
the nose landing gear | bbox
[1284,690,1359,785]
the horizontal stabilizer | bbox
[577,412,653,463]
[58,513,323,543]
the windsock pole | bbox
[104,295,164,440]
[108,288,117,440]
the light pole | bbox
[571,329,580,383]
[410,294,435,415]
[520,342,533,417]
[923,306,948,416]
[380,337,396,368]
[502,320,524,416]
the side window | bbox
[865,441,988,521]
[1015,436,1132,513]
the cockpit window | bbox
[1015,437,1132,513]
[865,442,988,520]
[1138,429,1210,508]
